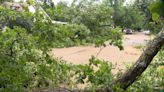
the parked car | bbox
[123,29,133,34]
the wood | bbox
[110,28,164,90]
[31,28,164,92]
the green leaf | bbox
[152,13,160,21]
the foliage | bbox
[0,0,12,4]
[121,7,145,30]
[0,27,73,91]
[133,0,164,33]
[0,2,122,91]
[45,1,71,22]
[74,56,114,91]
[148,0,164,34]
[125,51,164,92]
[73,50,164,92]
[150,0,164,18]
[51,24,91,47]
[0,5,75,91]
[0,0,164,92]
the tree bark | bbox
[36,28,164,92]
[109,28,164,90]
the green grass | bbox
[133,44,144,49]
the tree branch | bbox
[109,28,164,90]
[9,39,17,57]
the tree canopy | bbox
[0,0,164,92]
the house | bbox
[1,2,27,12]
[1,1,67,25]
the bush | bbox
[0,27,73,91]
[52,24,91,47]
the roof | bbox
[1,1,68,25]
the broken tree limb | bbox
[36,28,164,92]
[109,28,164,90]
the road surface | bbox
[52,32,151,70]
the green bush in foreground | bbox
[0,27,73,91]
[0,27,164,92]
[0,1,163,91]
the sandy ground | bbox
[51,32,151,70]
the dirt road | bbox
[52,32,151,69]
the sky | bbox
[53,0,73,5]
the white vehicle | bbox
[142,30,150,35]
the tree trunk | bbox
[110,28,164,90]
[38,28,164,92]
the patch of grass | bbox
[133,44,144,49]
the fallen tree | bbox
[33,28,164,92]
[98,28,164,92]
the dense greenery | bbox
[0,2,122,91]
[0,0,164,92]
[74,51,164,92]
